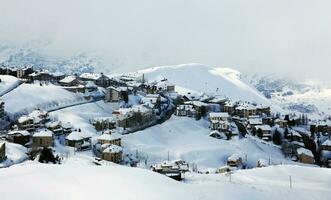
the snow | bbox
[0,161,329,200]
[0,75,21,96]
[0,142,28,168]
[209,112,229,118]
[296,148,313,157]
[139,64,272,107]
[79,73,101,80]
[97,133,122,141]
[123,116,289,169]
[50,101,118,137]
[59,75,77,83]
[33,129,53,137]
[7,130,30,136]
[103,144,122,153]
[322,139,331,147]
[255,125,272,131]
[2,83,86,114]
[66,131,86,141]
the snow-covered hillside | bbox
[138,64,271,106]
[50,101,118,137]
[0,142,28,168]
[2,83,86,115]
[0,75,21,96]
[0,162,329,200]
[123,116,290,170]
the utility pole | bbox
[289,176,292,189]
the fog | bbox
[0,0,330,82]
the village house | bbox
[274,119,288,128]
[175,104,196,117]
[105,86,129,102]
[254,125,272,141]
[79,73,111,88]
[296,147,315,164]
[151,160,189,181]
[84,81,98,93]
[227,154,243,169]
[62,122,73,134]
[235,103,257,118]
[248,117,263,129]
[32,129,54,148]
[209,130,227,140]
[91,117,116,131]
[28,70,56,83]
[97,131,122,146]
[209,112,230,122]
[321,140,331,151]
[113,105,156,131]
[209,112,231,132]
[6,130,31,146]
[0,65,34,79]
[223,101,235,115]
[17,116,35,131]
[18,110,50,131]
[59,75,80,87]
[65,131,91,151]
[256,105,271,117]
[45,121,63,136]
[153,79,175,92]
[0,141,6,162]
[101,144,123,163]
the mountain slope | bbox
[138,64,271,105]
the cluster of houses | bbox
[5,109,74,150]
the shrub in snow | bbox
[38,147,60,164]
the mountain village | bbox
[0,64,330,184]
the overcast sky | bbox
[0,0,330,82]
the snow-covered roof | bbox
[79,73,102,80]
[102,144,123,153]
[33,129,53,137]
[7,130,30,136]
[248,118,262,125]
[228,154,242,162]
[322,139,331,147]
[255,125,271,131]
[59,76,77,83]
[85,81,97,88]
[296,148,313,157]
[235,103,256,111]
[66,131,90,141]
[62,122,73,129]
[97,133,122,141]
[209,112,229,118]
[108,86,128,92]
[18,115,33,123]
[45,121,61,128]
[185,101,209,107]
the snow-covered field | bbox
[0,75,21,96]
[50,101,118,137]
[123,116,290,170]
[2,83,86,114]
[0,161,329,200]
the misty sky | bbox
[0,0,330,82]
